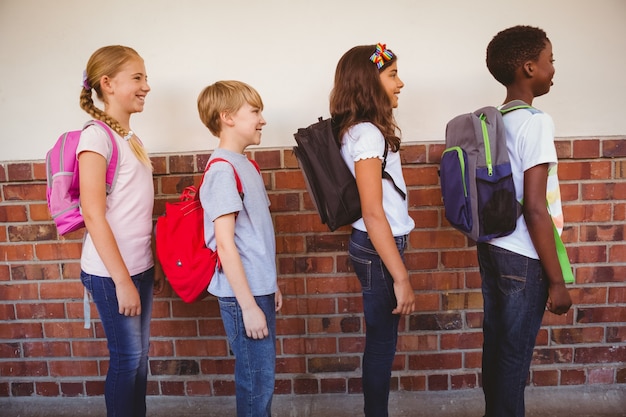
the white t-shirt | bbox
[340,122,415,236]
[76,124,154,277]
[488,108,563,259]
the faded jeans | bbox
[477,243,548,417]
[218,294,277,417]
[81,267,154,417]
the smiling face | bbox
[230,101,266,147]
[379,61,404,108]
[105,57,150,116]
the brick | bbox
[574,346,626,364]
[608,286,626,303]
[308,356,360,373]
[293,377,319,394]
[440,332,483,350]
[607,326,626,343]
[252,149,281,170]
[60,382,84,397]
[532,348,573,365]
[320,377,346,393]
[23,341,71,357]
[398,334,437,352]
[588,367,614,384]
[409,353,462,370]
[442,291,482,310]
[560,369,586,385]
[552,327,604,345]
[563,203,612,222]
[428,374,449,390]
[402,144,427,164]
[409,313,463,331]
[0,204,28,222]
[532,369,559,386]
[451,373,478,389]
[49,360,99,377]
[35,381,60,396]
[1,360,48,376]
[3,183,46,201]
[603,139,626,157]
[403,166,439,186]
[168,155,196,174]
[399,375,426,391]
[35,242,83,261]
[576,265,626,284]
[0,243,35,261]
[174,339,228,357]
[11,382,34,396]
[186,381,212,396]
[7,163,33,181]
[150,360,200,375]
[160,380,186,395]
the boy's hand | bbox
[546,282,572,315]
[242,304,269,339]
[275,289,283,312]
[392,280,416,315]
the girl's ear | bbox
[100,75,113,94]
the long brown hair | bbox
[329,44,401,151]
[79,45,152,168]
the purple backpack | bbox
[45,120,119,235]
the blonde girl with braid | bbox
[77,45,163,417]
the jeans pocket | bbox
[490,247,528,296]
[218,298,240,345]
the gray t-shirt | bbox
[199,148,277,298]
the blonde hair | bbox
[197,80,264,137]
[80,45,152,168]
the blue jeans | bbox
[218,294,277,417]
[477,243,548,417]
[81,267,154,417]
[349,229,406,417]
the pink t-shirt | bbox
[76,124,154,277]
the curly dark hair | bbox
[329,44,401,151]
[486,25,550,86]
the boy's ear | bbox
[522,61,534,78]
[220,111,235,127]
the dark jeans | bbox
[349,229,406,417]
[81,267,155,417]
[477,243,548,417]
[218,294,277,417]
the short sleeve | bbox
[518,112,557,172]
[344,123,385,162]
[76,124,113,160]
[200,161,243,222]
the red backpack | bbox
[156,157,260,303]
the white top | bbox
[340,122,415,236]
[76,124,154,277]
[488,108,563,259]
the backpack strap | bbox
[202,157,261,200]
[381,145,407,200]
[83,120,120,194]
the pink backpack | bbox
[46,120,120,235]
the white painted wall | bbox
[1,0,625,161]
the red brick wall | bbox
[1,139,625,398]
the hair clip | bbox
[123,131,134,141]
[82,70,91,90]
[369,43,394,69]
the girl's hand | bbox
[115,279,142,316]
[392,280,416,315]
[153,263,165,295]
[242,304,268,339]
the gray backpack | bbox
[440,101,536,242]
